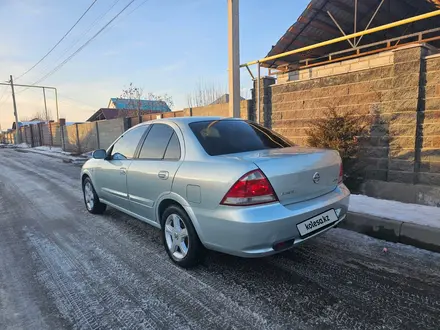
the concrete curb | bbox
[340,212,440,253]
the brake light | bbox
[221,169,278,206]
[338,163,344,184]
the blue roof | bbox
[18,121,45,127]
[110,98,171,112]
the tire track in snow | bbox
[0,159,176,329]
[271,241,440,329]
[2,149,440,330]
[0,170,129,329]
[0,158,191,329]
[0,173,67,330]
[0,151,286,328]
[0,150,274,329]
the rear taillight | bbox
[338,163,344,184]
[221,169,278,206]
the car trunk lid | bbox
[222,147,341,205]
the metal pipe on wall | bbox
[54,88,60,121]
[241,10,440,67]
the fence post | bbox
[23,126,28,145]
[38,123,43,146]
[95,121,100,149]
[75,124,81,154]
[123,117,131,131]
[59,118,66,151]
[29,125,35,147]
[49,121,54,150]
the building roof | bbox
[109,98,171,112]
[12,121,46,129]
[87,108,165,122]
[210,94,245,105]
[264,0,440,68]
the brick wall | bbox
[41,124,51,146]
[267,56,394,182]
[278,51,394,83]
[77,122,99,152]
[95,118,125,150]
[259,43,440,205]
[182,100,252,120]
[422,53,440,185]
[63,125,79,153]
[50,123,62,147]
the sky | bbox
[0,0,310,130]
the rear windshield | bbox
[189,120,293,156]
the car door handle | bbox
[158,171,169,180]
[120,167,127,175]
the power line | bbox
[15,0,99,81]
[50,0,122,71]
[125,0,150,17]
[0,86,8,105]
[0,95,11,112]
[51,93,97,109]
[30,0,139,87]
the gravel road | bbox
[1,148,440,330]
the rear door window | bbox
[189,120,293,156]
[138,124,175,159]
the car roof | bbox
[138,116,244,127]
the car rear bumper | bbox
[191,184,350,257]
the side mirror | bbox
[92,149,107,160]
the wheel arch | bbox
[156,193,205,244]
[81,173,90,185]
[81,170,97,193]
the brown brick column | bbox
[387,45,429,184]
[253,77,275,127]
[419,53,440,187]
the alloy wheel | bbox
[164,213,189,260]
[84,182,95,211]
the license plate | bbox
[297,209,338,236]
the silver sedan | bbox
[81,117,350,267]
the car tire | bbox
[161,205,204,268]
[82,177,107,214]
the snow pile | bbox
[31,148,87,162]
[81,151,93,159]
[16,143,30,148]
[349,194,440,228]
[34,146,72,156]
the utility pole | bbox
[42,87,53,149]
[228,0,240,118]
[43,87,48,120]
[10,75,20,144]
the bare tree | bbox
[21,110,53,122]
[119,83,144,117]
[119,83,174,116]
[145,92,174,111]
[187,80,226,108]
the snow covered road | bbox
[1,148,440,330]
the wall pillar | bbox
[387,44,429,184]
[252,76,275,127]
[59,118,66,151]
